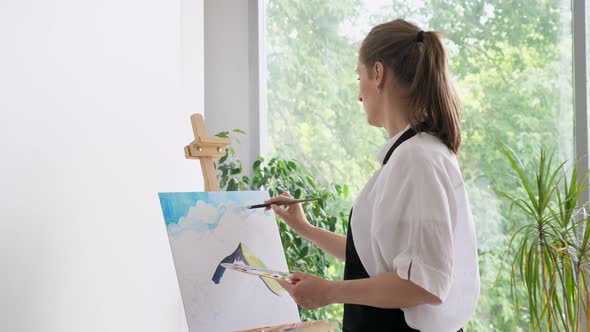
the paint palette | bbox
[221,263,293,281]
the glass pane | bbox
[264,1,573,330]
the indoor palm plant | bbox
[495,146,590,331]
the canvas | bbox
[158,191,300,332]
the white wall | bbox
[0,0,203,331]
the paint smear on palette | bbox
[221,263,292,281]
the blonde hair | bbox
[359,19,462,154]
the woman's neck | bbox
[385,122,409,138]
[383,105,410,138]
[381,87,412,138]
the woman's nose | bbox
[358,95,363,102]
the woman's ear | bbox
[374,61,386,91]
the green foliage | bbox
[214,130,351,325]
[266,0,383,195]
[494,146,590,331]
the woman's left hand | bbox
[277,271,335,310]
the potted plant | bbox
[495,146,590,331]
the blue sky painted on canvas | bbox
[158,191,269,226]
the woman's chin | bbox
[366,116,380,127]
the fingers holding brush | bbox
[266,192,311,236]
[263,191,294,210]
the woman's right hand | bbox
[265,192,313,236]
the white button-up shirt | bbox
[350,128,480,332]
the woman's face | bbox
[357,61,383,127]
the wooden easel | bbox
[184,113,231,191]
[185,114,338,332]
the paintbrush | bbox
[246,197,320,209]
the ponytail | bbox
[410,31,462,154]
[359,19,462,154]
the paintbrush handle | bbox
[247,197,320,209]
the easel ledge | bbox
[236,320,339,332]
[185,114,338,332]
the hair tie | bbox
[416,30,425,43]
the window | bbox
[264,1,574,330]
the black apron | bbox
[343,127,418,332]
[342,128,463,332]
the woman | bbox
[266,18,480,332]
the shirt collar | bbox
[376,124,412,164]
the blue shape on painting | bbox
[158,191,270,230]
[159,192,209,225]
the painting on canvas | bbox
[158,191,300,332]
